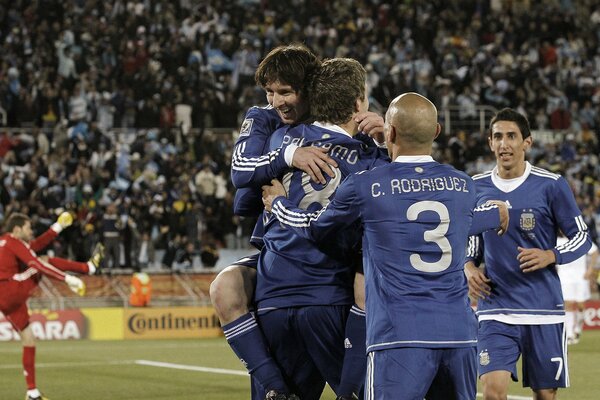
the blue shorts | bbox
[477,320,568,389]
[365,347,476,400]
[257,305,349,400]
[234,253,259,269]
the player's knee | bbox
[353,273,366,309]
[209,266,251,321]
[482,381,508,400]
[533,388,557,400]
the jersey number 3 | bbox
[407,201,452,273]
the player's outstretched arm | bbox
[29,211,75,252]
[469,200,508,236]
[262,176,360,243]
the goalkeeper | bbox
[0,212,104,400]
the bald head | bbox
[385,92,439,148]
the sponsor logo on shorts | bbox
[479,349,490,366]
[239,118,254,136]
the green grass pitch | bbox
[1,331,599,399]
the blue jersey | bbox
[255,122,390,310]
[467,162,592,324]
[231,105,285,249]
[270,156,504,351]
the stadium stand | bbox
[0,0,598,305]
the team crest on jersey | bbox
[239,118,254,136]
[479,350,490,366]
[519,210,536,231]
[415,167,424,173]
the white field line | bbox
[0,360,134,369]
[0,358,534,399]
[477,394,532,400]
[135,360,534,399]
[135,359,249,377]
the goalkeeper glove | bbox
[65,275,86,296]
[51,211,74,233]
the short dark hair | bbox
[309,58,366,125]
[254,44,320,94]
[489,108,531,139]
[3,212,30,233]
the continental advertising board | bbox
[124,306,221,339]
[0,306,222,341]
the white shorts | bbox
[561,279,590,302]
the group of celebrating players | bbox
[0,42,593,400]
[210,44,592,400]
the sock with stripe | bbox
[337,305,367,397]
[222,313,288,393]
[23,346,36,390]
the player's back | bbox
[350,159,479,351]
[256,123,388,310]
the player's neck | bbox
[496,161,526,179]
[338,119,359,137]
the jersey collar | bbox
[393,155,435,163]
[491,161,532,192]
[312,121,352,138]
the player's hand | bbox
[292,146,338,185]
[485,200,509,235]
[464,261,491,300]
[517,247,556,273]
[65,275,86,296]
[262,179,287,212]
[355,111,385,144]
[57,211,74,228]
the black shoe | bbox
[336,394,359,400]
[265,390,299,400]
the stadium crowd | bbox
[0,0,599,270]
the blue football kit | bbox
[252,122,389,399]
[271,155,503,399]
[467,162,592,389]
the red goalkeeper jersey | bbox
[0,229,66,281]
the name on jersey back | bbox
[371,176,469,197]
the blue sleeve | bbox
[233,187,263,216]
[270,174,362,242]
[230,107,289,188]
[466,234,484,266]
[550,177,592,264]
[469,202,501,235]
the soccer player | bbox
[556,235,598,344]
[464,108,593,400]
[262,92,508,399]
[0,212,104,400]
[210,44,334,400]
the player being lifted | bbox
[465,108,592,400]
[0,212,104,400]
[210,45,384,400]
[262,92,508,399]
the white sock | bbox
[27,388,41,397]
[87,261,96,275]
[565,311,576,339]
[575,310,585,335]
